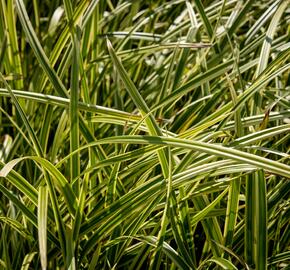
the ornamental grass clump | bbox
[0,0,289,269]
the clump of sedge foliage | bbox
[0,0,289,269]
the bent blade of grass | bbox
[59,145,163,181]
[205,257,238,270]
[81,135,290,178]
[0,88,140,121]
[0,161,38,204]
[61,132,277,173]
[0,157,77,216]
[21,252,38,270]
[231,124,290,147]
[107,38,169,179]
[56,134,290,180]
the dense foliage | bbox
[0,0,289,269]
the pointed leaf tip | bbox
[106,37,112,49]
